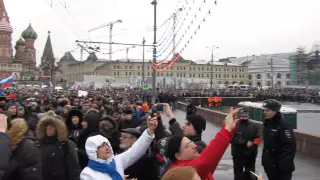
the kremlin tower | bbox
[0,0,38,80]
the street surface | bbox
[162,109,320,180]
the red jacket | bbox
[170,127,233,180]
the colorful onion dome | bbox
[16,37,26,46]
[22,23,37,40]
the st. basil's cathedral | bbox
[0,0,41,80]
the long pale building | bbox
[57,52,248,88]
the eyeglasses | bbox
[185,141,195,148]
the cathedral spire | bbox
[0,0,8,20]
[41,31,55,62]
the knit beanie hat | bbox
[158,135,184,162]
[263,99,282,112]
[186,114,206,135]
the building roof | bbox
[229,53,293,68]
[0,0,8,20]
[60,51,77,62]
[86,52,99,61]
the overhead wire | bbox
[42,0,81,38]
[152,0,205,66]
[152,0,216,70]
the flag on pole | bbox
[0,75,14,89]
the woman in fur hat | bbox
[36,116,80,180]
[3,118,42,180]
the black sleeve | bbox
[17,139,42,180]
[0,133,11,180]
[168,118,184,136]
[278,124,296,171]
[66,140,81,180]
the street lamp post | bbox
[206,46,219,93]
[151,0,157,104]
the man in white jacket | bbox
[80,116,158,180]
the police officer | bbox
[262,99,296,180]
[231,107,260,180]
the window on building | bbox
[148,72,150,76]
[184,74,186,77]
[286,73,290,79]
[257,74,261,79]
[277,73,281,79]
[287,81,290,85]
[267,81,271,86]
[232,81,236,84]
[249,82,252,86]
[257,82,261,86]
[125,72,128,76]
[193,67,195,70]
[193,73,195,77]
[138,72,140,76]
[129,72,131,75]
[125,66,127,69]
[171,73,173,76]
[117,72,119,76]
[138,66,140,69]
[225,81,229,85]
[114,65,116,69]
[240,81,244,85]
[114,72,116,76]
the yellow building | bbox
[57,52,248,86]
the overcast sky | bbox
[5,0,320,65]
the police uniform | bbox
[262,99,296,180]
[231,108,260,180]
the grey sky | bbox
[5,0,320,65]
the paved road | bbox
[162,109,320,180]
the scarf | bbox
[88,159,122,180]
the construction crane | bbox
[126,46,136,60]
[88,19,123,61]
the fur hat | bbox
[158,136,184,162]
[186,115,206,135]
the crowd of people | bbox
[180,88,320,103]
[0,88,296,180]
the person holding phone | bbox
[0,114,10,180]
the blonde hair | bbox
[7,118,29,150]
[162,166,197,180]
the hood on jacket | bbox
[83,108,101,134]
[66,108,83,130]
[7,118,29,150]
[36,116,68,141]
[99,115,118,138]
[85,135,114,163]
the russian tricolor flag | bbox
[0,75,14,89]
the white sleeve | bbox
[80,169,94,180]
[117,130,155,169]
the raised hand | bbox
[0,114,8,133]
[147,116,158,135]
[224,107,240,132]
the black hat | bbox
[123,108,133,114]
[158,135,184,162]
[186,115,206,135]
[263,99,282,112]
[121,128,142,138]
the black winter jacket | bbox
[262,112,296,173]
[0,133,11,180]
[2,138,42,180]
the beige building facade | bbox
[57,52,248,86]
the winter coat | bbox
[77,109,101,169]
[99,116,121,153]
[124,143,160,180]
[3,118,42,180]
[170,127,234,180]
[80,130,155,180]
[65,109,83,144]
[36,116,80,180]
[0,133,11,180]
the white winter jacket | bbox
[80,130,155,180]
